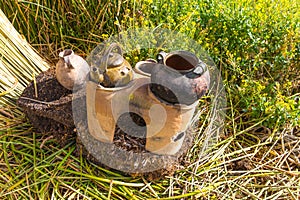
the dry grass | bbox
[0,0,299,199]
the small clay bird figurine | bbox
[56,49,90,90]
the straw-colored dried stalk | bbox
[0,9,49,106]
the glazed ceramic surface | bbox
[89,43,133,87]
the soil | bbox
[114,112,147,153]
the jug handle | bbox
[156,51,167,64]
[193,60,207,75]
[99,43,123,74]
[90,43,122,84]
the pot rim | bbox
[134,61,156,77]
[164,50,200,72]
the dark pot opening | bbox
[166,54,198,71]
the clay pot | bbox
[89,43,133,87]
[150,51,210,105]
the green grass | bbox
[1,0,300,199]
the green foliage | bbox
[1,0,131,56]
[1,0,300,199]
[1,0,299,139]
[132,0,300,126]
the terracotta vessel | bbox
[56,49,90,90]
